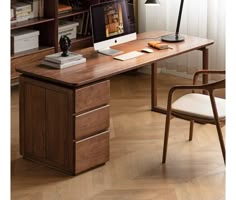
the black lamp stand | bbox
[161,0,185,42]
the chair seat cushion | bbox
[172,93,225,119]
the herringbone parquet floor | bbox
[11,72,225,200]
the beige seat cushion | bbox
[172,93,225,119]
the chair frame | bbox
[162,70,225,164]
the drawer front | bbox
[75,131,109,174]
[75,80,110,113]
[75,105,109,140]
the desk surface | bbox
[16,31,214,88]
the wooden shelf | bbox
[11,46,55,59]
[58,9,89,19]
[11,18,55,30]
[10,0,110,82]
[58,36,92,52]
[72,36,92,43]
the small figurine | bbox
[59,35,71,57]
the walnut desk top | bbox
[16,30,214,88]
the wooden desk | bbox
[16,31,214,175]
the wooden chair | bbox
[162,70,225,164]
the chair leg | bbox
[162,111,172,164]
[189,120,194,141]
[209,93,226,164]
[215,121,226,164]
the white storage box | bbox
[11,29,40,54]
[58,20,79,41]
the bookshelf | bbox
[10,0,137,84]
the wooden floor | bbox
[11,72,225,200]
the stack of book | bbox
[24,0,42,18]
[74,11,91,36]
[11,0,44,23]
[11,2,32,22]
[41,52,86,69]
[11,8,15,23]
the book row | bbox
[11,0,44,23]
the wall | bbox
[137,0,225,79]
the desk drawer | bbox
[75,131,109,174]
[75,105,109,140]
[75,80,110,113]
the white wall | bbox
[138,0,166,33]
[137,0,166,74]
[137,0,225,78]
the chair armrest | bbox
[193,70,225,85]
[170,79,225,95]
[166,79,225,109]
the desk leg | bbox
[202,47,209,84]
[151,62,167,114]
[152,47,210,114]
[201,47,209,95]
[151,62,157,109]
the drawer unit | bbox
[20,77,110,175]
[75,105,110,140]
[75,80,110,113]
[75,131,109,174]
